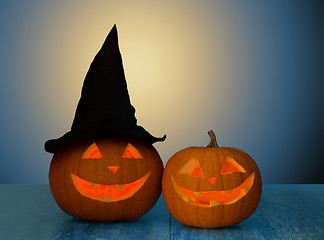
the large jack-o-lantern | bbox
[49,138,163,221]
[162,131,262,228]
[45,25,166,221]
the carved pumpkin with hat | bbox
[45,25,165,222]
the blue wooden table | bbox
[0,184,323,239]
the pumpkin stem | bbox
[206,130,219,148]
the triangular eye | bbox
[122,143,143,159]
[178,158,203,178]
[221,157,245,175]
[82,143,103,159]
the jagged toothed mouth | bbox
[171,172,255,207]
[71,171,150,202]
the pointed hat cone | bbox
[45,25,165,153]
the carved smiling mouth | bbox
[171,172,255,207]
[71,171,150,202]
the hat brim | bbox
[45,125,166,153]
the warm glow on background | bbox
[0,1,323,183]
[36,1,241,146]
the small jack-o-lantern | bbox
[49,138,163,222]
[162,131,262,228]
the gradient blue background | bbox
[0,0,323,183]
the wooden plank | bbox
[57,218,121,240]
[0,184,170,240]
[259,184,324,240]
[221,203,280,240]
[0,184,72,240]
[58,195,170,240]
[114,196,170,240]
[171,216,225,240]
[0,184,323,239]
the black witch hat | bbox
[45,25,165,153]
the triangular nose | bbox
[208,177,216,185]
[107,166,119,175]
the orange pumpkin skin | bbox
[162,144,262,228]
[49,138,163,222]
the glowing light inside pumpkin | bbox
[122,143,143,159]
[220,157,246,175]
[172,172,255,207]
[82,143,103,159]
[107,166,119,175]
[177,158,203,178]
[208,177,217,185]
[71,171,150,202]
